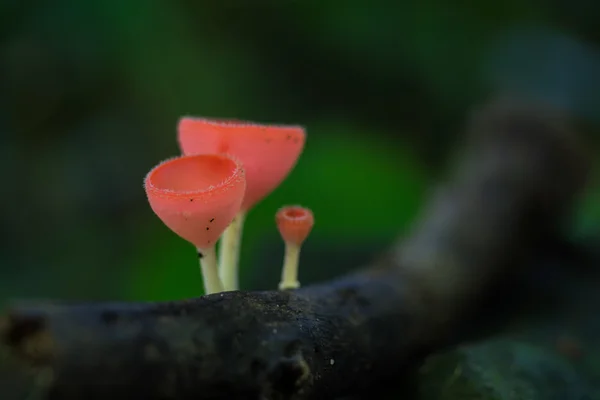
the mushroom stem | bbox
[278,242,301,290]
[218,211,246,291]
[197,246,223,294]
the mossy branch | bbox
[0,99,589,400]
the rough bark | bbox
[0,98,590,400]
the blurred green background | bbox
[1,0,600,303]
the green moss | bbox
[418,350,500,400]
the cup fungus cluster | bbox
[143,117,314,294]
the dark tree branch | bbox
[0,99,590,400]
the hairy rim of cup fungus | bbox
[143,153,246,249]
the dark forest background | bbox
[1,0,599,303]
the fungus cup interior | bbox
[276,206,314,246]
[178,117,306,210]
[144,154,246,249]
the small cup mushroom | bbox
[275,205,314,290]
[178,117,306,291]
[144,154,246,295]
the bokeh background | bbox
[1,0,600,303]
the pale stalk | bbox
[278,242,301,290]
[218,211,246,291]
[198,246,223,295]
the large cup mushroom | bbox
[144,154,246,294]
[178,118,306,290]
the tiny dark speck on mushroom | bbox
[210,218,215,223]
[286,134,291,140]
[190,198,194,202]
[206,227,210,231]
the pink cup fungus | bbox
[144,153,246,295]
[178,118,305,211]
[177,117,306,291]
[275,205,314,290]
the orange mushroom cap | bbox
[177,117,305,211]
[275,205,314,246]
[144,154,246,249]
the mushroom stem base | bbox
[218,211,246,291]
[198,246,223,294]
[279,243,301,290]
